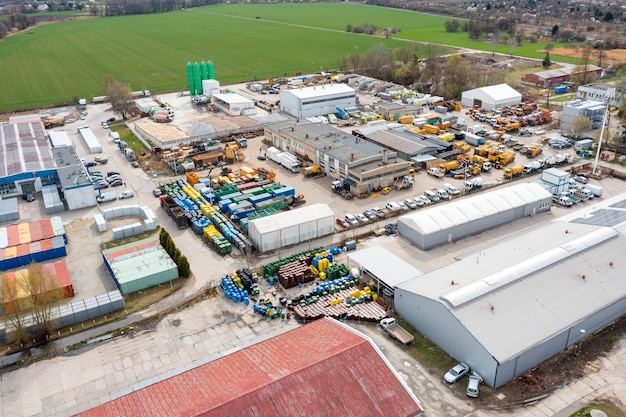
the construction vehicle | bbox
[503,165,524,179]
[494,151,516,169]
[526,144,543,158]
[464,132,485,147]
[439,161,459,173]
[160,195,188,229]
[523,160,544,174]
[331,180,353,199]
[393,176,414,191]
[504,122,520,132]
[43,116,65,129]
[452,141,471,153]
[302,165,324,178]
[464,177,483,192]
[380,318,414,345]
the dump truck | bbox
[380,318,414,345]
[452,141,471,153]
[503,165,524,179]
[302,165,323,178]
[160,195,188,229]
[393,176,414,190]
[526,144,543,158]
[495,151,516,169]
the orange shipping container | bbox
[186,171,199,185]
[6,225,19,247]
[18,223,30,245]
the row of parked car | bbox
[444,362,482,398]
[336,183,462,229]
[90,170,125,188]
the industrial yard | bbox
[1,61,625,417]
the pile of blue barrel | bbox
[312,275,360,297]
[221,275,249,305]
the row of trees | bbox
[103,0,221,16]
[336,44,494,99]
[159,228,191,278]
[0,14,35,40]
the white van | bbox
[385,202,402,211]
[118,189,135,199]
[424,190,440,202]
[437,189,449,200]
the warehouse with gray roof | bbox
[397,182,552,250]
[393,208,626,387]
[280,84,357,118]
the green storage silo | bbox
[208,61,215,80]
[201,61,209,81]
[186,62,195,95]
[193,62,203,95]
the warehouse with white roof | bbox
[247,203,334,252]
[394,214,626,388]
[461,83,522,110]
[397,183,552,249]
[280,84,357,118]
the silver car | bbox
[466,374,482,397]
[444,363,470,383]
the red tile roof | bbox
[76,318,423,417]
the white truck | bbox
[464,177,483,192]
[427,167,445,178]
[266,146,282,164]
[380,318,414,345]
[523,160,544,174]
[585,183,603,197]
[278,152,301,173]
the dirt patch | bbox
[549,47,626,63]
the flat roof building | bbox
[280,84,357,118]
[264,119,411,195]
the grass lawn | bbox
[0,3,583,112]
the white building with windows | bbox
[576,83,622,108]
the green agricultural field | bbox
[0,3,580,113]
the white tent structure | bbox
[248,203,334,252]
[397,183,552,250]
[461,83,522,110]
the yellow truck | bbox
[504,165,524,179]
[303,165,323,178]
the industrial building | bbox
[352,124,448,162]
[397,183,552,250]
[376,102,422,120]
[560,99,607,133]
[211,93,256,116]
[521,65,602,87]
[394,204,626,387]
[77,318,424,417]
[576,83,622,108]
[102,237,178,295]
[461,83,522,110]
[346,245,423,298]
[0,115,57,199]
[264,119,411,195]
[247,203,334,253]
[280,83,357,118]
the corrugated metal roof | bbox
[347,245,423,288]
[398,183,552,235]
[77,318,423,417]
[396,220,625,363]
[0,119,56,177]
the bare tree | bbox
[566,115,592,139]
[1,273,29,345]
[490,32,500,57]
[102,74,132,120]
[578,43,593,86]
[23,262,64,339]
[508,37,518,58]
